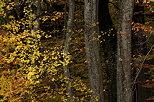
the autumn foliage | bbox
[0,0,154,102]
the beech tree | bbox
[84,0,103,101]
[63,0,75,101]
[117,0,134,102]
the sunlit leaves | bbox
[0,0,93,101]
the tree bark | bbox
[63,0,75,101]
[84,0,103,101]
[117,0,134,102]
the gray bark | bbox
[63,0,75,101]
[33,0,41,30]
[84,0,103,101]
[32,0,41,66]
[117,0,134,102]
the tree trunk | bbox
[36,0,41,29]
[84,0,103,101]
[117,0,134,101]
[31,0,41,66]
[63,0,75,101]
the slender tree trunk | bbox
[117,0,134,101]
[84,0,103,101]
[63,0,75,101]
[31,0,41,66]
[36,0,41,29]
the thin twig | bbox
[133,44,154,84]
